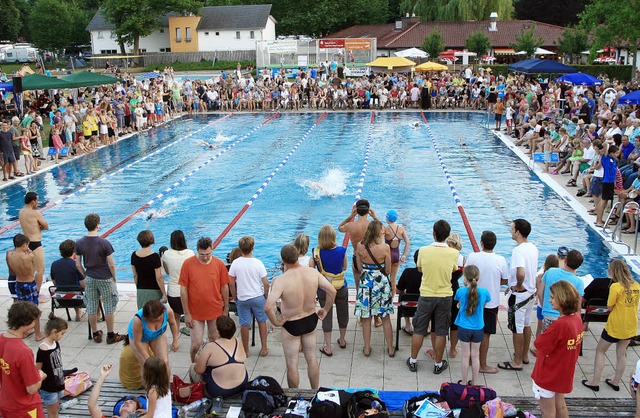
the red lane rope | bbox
[212,112,328,250]
[421,112,480,252]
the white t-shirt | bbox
[466,251,509,309]
[162,249,195,297]
[583,145,596,162]
[510,241,539,293]
[229,256,268,301]
[298,255,310,267]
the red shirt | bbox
[531,313,583,393]
[0,335,45,417]
[178,255,229,321]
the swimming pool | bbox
[0,112,618,284]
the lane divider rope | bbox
[341,111,375,248]
[212,112,328,250]
[421,112,480,252]
[0,113,234,237]
[100,112,280,239]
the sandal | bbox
[92,330,103,343]
[566,179,577,187]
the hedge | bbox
[143,59,256,72]
[476,64,633,82]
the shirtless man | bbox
[265,244,336,389]
[19,192,48,291]
[338,199,379,288]
[7,233,44,340]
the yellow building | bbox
[169,15,202,53]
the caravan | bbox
[3,47,38,63]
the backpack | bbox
[309,388,353,418]
[241,375,287,417]
[284,397,312,418]
[439,382,496,409]
[347,390,389,418]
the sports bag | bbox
[241,375,287,416]
[171,374,205,404]
[439,382,496,409]
[347,390,389,418]
[402,393,448,418]
[309,387,353,418]
[63,371,93,397]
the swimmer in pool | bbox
[265,244,336,389]
[412,122,420,128]
[195,140,216,149]
[459,135,467,146]
[309,182,337,198]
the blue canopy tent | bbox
[509,59,578,74]
[554,73,602,86]
[619,90,640,106]
[0,82,13,92]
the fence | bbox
[142,51,255,66]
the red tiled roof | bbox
[327,20,565,50]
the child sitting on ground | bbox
[36,314,69,418]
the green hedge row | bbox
[479,64,633,82]
[143,60,256,72]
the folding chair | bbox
[48,285,105,340]
[395,293,420,350]
[580,297,611,356]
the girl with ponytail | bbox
[454,265,491,385]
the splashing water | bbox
[301,168,349,199]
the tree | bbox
[465,29,491,62]
[579,0,640,74]
[0,0,22,42]
[422,28,444,60]
[400,0,513,22]
[515,0,585,27]
[101,0,201,58]
[555,27,590,64]
[511,24,543,58]
[29,0,90,52]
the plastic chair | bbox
[580,297,611,356]
[395,293,420,350]
[48,285,105,340]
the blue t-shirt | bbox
[454,287,491,330]
[601,154,617,183]
[541,267,585,318]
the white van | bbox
[4,47,38,63]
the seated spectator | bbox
[50,239,85,321]
[396,249,421,335]
[194,315,248,398]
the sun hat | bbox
[386,210,398,222]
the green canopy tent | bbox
[20,73,73,90]
[61,71,121,87]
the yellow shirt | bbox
[417,243,459,297]
[82,119,92,136]
[605,281,640,339]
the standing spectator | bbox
[19,191,49,292]
[494,98,505,131]
[50,239,85,321]
[531,280,583,418]
[407,220,459,374]
[310,225,348,356]
[0,121,16,181]
[179,237,230,362]
[161,230,194,316]
[465,230,509,374]
[75,213,124,345]
[583,259,640,392]
[498,219,538,372]
[228,236,270,357]
[131,230,165,309]
[383,209,410,291]
[0,301,47,418]
[338,199,379,288]
[595,145,619,227]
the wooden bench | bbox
[60,382,638,417]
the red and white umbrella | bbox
[482,55,496,62]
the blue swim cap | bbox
[386,210,398,222]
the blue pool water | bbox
[0,112,618,284]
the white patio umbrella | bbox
[534,47,556,55]
[394,47,428,58]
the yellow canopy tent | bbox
[414,62,448,72]
[366,57,416,73]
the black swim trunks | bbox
[282,312,318,337]
[28,241,42,251]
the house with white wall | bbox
[86,5,276,55]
